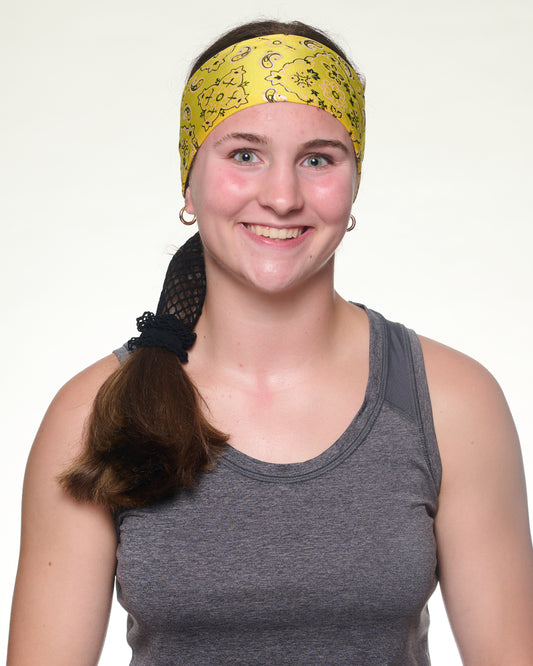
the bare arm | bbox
[8,355,120,666]
[421,337,533,665]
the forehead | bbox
[203,101,354,146]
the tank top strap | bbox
[113,343,130,365]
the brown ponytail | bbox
[59,346,227,508]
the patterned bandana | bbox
[179,34,365,194]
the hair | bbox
[187,20,364,87]
[59,20,361,509]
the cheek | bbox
[306,173,354,220]
[190,165,254,216]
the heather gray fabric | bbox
[113,307,441,665]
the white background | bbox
[2,0,532,663]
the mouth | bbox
[244,224,307,240]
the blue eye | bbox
[233,150,257,163]
[304,155,330,168]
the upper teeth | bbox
[246,225,303,240]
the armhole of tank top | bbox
[110,343,132,539]
[111,507,122,543]
[405,329,442,495]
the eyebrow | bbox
[213,133,350,154]
[301,139,349,154]
[214,132,269,147]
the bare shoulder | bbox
[50,353,120,415]
[417,335,516,453]
[30,353,120,466]
[21,352,121,531]
[417,334,521,490]
[418,334,506,407]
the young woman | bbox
[8,20,533,665]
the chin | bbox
[240,264,331,297]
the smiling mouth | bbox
[245,224,306,240]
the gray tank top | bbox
[114,307,441,665]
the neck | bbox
[192,266,347,375]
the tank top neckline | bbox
[219,306,386,483]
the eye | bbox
[303,154,331,168]
[232,150,259,164]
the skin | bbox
[8,355,120,665]
[8,102,533,664]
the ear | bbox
[184,186,195,214]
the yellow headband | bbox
[179,34,365,194]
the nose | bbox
[256,160,304,216]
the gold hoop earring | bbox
[179,206,197,226]
[346,214,356,232]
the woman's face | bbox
[185,102,358,295]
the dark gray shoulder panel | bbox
[384,320,417,420]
